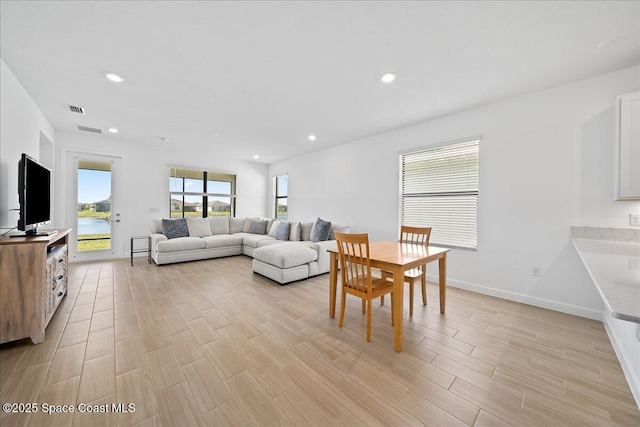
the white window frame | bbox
[399,137,480,251]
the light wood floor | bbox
[1,255,639,426]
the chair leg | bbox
[421,272,427,306]
[390,293,394,326]
[362,300,366,314]
[366,299,372,342]
[409,282,414,316]
[380,271,390,306]
[339,291,346,327]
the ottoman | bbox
[252,243,318,285]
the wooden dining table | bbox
[327,241,450,352]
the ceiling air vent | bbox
[68,105,85,114]
[76,125,102,134]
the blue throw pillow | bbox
[162,218,188,239]
[311,218,332,242]
[275,222,290,240]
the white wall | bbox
[0,58,55,230]
[54,131,269,258]
[270,65,640,320]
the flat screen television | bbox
[17,153,52,236]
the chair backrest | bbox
[334,232,372,295]
[400,225,431,246]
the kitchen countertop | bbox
[571,227,640,324]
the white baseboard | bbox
[427,274,603,321]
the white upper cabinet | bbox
[615,91,640,200]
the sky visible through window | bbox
[78,169,110,203]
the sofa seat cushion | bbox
[253,243,318,269]
[202,234,243,249]
[235,233,277,248]
[156,237,205,253]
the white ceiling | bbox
[1,1,639,164]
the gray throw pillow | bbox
[311,217,332,242]
[275,222,290,240]
[248,219,268,234]
[162,218,189,239]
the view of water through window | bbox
[77,162,112,252]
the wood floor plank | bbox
[116,367,158,426]
[275,385,338,426]
[182,357,230,414]
[145,346,185,392]
[397,391,470,427]
[155,381,204,427]
[77,353,116,404]
[224,370,289,427]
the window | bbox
[170,168,236,218]
[399,138,479,250]
[274,174,288,219]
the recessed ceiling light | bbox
[105,72,124,83]
[308,134,316,141]
[253,155,260,159]
[108,128,118,133]
[212,132,220,136]
[380,72,397,84]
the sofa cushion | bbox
[186,217,212,237]
[330,223,350,239]
[288,221,301,241]
[248,219,268,234]
[229,217,246,234]
[202,234,243,249]
[311,218,332,242]
[162,218,189,239]
[242,217,258,232]
[209,216,230,235]
[239,233,277,248]
[275,222,290,240]
[253,243,318,269]
[268,220,285,238]
[300,221,314,241]
[156,236,205,253]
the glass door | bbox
[65,152,122,262]
[77,160,112,252]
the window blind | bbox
[399,139,479,250]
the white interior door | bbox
[65,151,123,262]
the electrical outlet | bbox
[532,266,541,277]
[630,213,640,226]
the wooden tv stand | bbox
[0,229,71,345]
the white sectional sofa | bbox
[150,216,349,284]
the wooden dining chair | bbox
[334,231,395,342]
[380,225,432,316]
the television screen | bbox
[18,153,51,234]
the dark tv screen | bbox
[18,153,51,233]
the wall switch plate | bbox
[532,266,541,277]
[630,213,640,226]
